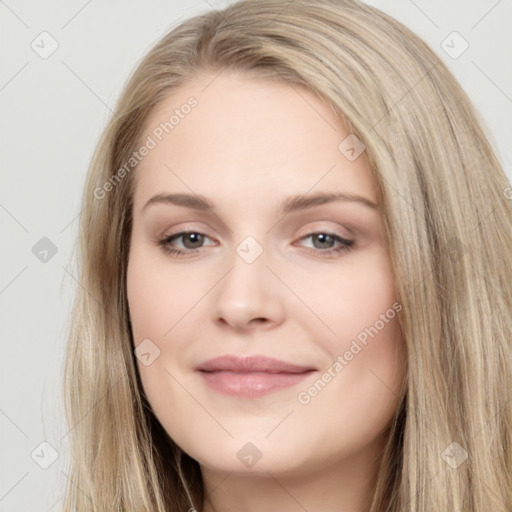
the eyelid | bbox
[158,222,215,239]
[295,221,355,239]
[158,220,356,244]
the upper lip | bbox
[195,355,316,374]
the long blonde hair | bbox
[62,0,512,510]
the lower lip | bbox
[198,370,315,398]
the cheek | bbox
[296,246,404,413]
[126,248,201,440]
[297,246,399,345]
[126,247,205,344]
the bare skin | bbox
[127,70,405,512]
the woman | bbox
[62,0,512,510]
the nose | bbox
[211,241,285,332]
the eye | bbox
[156,230,354,258]
[295,232,354,257]
[157,231,216,257]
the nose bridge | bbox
[221,234,269,302]
[211,232,284,328]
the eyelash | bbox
[157,230,354,258]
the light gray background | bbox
[1,0,511,510]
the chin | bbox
[178,434,316,477]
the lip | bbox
[195,355,317,398]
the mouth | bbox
[195,355,317,398]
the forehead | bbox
[132,71,377,210]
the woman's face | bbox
[127,71,405,479]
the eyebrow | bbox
[142,191,378,215]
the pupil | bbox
[315,234,333,248]
[185,233,202,248]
